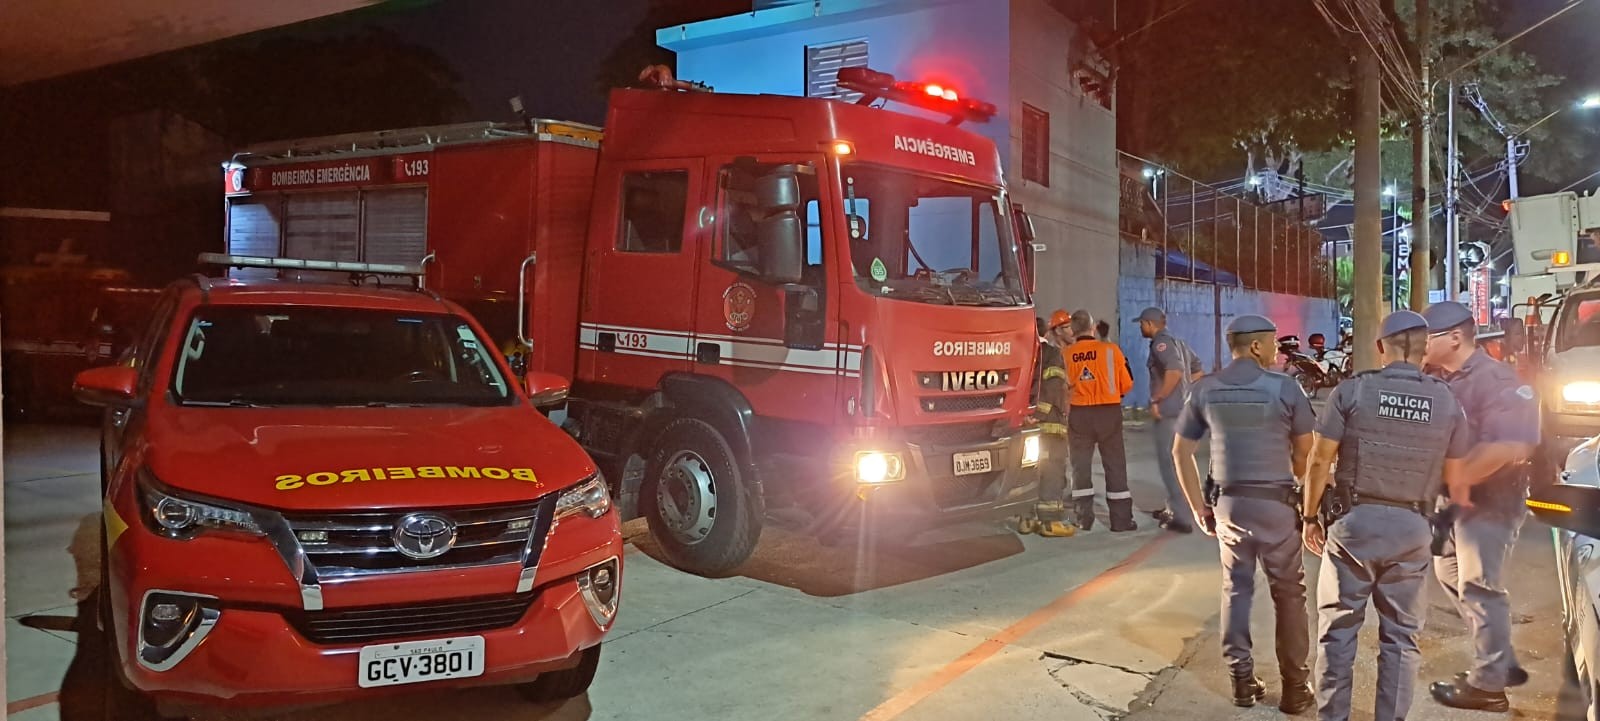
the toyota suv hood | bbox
[143,405,593,512]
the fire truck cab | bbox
[221,69,1042,576]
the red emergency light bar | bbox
[835,67,997,126]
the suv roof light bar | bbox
[835,67,997,126]
[198,253,425,278]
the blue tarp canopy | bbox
[1157,248,1241,285]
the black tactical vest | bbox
[1204,371,1296,485]
[1332,367,1460,504]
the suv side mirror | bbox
[524,371,570,408]
[1528,483,1600,537]
[74,366,139,407]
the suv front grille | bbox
[290,593,535,644]
[282,503,541,578]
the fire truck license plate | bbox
[953,450,993,476]
[358,636,485,688]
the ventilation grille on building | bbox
[806,39,869,103]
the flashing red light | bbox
[834,67,994,125]
[925,84,944,97]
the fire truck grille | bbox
[920,394,1005,413]
[909,422,997,446]
[290,593,535,644]
[282,503,543,578]
[932,471,1001,509]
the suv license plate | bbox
[953,450,993,476]
[358,635,485,689]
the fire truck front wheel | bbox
[642,418,762,576]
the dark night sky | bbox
[1505,0,1600,194]
[303,0,652,125]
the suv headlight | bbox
[1563,381,1600,406]
[555,474,611,520]
[138,470,261,539]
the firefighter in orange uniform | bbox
[1020,312,1077,537]
[1062,310,1137,531]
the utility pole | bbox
[1409,0,1430,311]
[1506,134,1520,199]
[1445,80,1459,303]
[1354,48,1383,371]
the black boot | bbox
[1108,499,1137,532]
[1074,498,1095,531]
[1232,675,1266,708]
[1279,681,1315,714]
[1429,678,1509,712]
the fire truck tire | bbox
[642,418,762,576]
[515,643,601,703]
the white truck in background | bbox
[1504,190,1600,473]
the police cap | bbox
[1378,310,1428,339]
[1137,307,1166,323]
[1226,314,1277,335]
[1423,301,1474,333]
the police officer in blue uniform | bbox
[1172,314,1317,711]
[1302,311,1472,721]
[1142,306,1204,534]
[1422,301,1540,712]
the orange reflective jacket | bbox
[1064,337,1134,407]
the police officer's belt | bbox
[1354,494,1428,515]
[1219,484,1298,505]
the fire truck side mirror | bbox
[73,366,139,407]
[1013,207,1037,296]
[524,371,570,409]
[759,213,804,285]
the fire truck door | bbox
[580,160,704,383]
[691,156,837,421]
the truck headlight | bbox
[138,471,260,539]
[1022,434,1042,467]
[855,451,906,484]
[1562,381,1600,406]
[555,474,611,520]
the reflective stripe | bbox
[1043,366,1067,380]
[1037,401,1053,414]
[1105,491,1133,500]
[1071,489,1097,498]
[1104,352,1116,397]
[1039,422,1067,435]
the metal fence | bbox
[1119,152,1334,299]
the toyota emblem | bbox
[391,512,457,560]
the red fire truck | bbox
[219,68,1042,575]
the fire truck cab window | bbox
[618,171,688,253]
[169,307,511,407]
[717,163,824,273]
[841,164,1023,307]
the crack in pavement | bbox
[1040,618,1219,721]
[1042,651,1159,721]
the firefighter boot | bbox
[1037,520,1077,537]
[1074,498,1095,531]
[1016,515,1040,535]
[1108,498,1138,532]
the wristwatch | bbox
[1301,516,1319,525]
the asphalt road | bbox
[3,421,1572,721]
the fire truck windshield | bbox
[169,306,513,407]
[840,163,1025,306]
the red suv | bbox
[74,272,621,718]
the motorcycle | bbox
[1278,333,1350,398]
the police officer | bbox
[1062,310,1136,531]
[1421,301,1539,712]
[1172,314,1316,711]
[1302,311,1472,721]
[1142,306,1204,534]
[1020,311,1076,537]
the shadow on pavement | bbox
[626,518,1026,597]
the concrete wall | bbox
[1116,242,1341,408]
[1008,0,1118,323]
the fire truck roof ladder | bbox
[198,253,426,288]
[232,119,603,163]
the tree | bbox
[595,0,747,94]
[1114,0,1352,180]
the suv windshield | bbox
[1555,293,1600,352]
[840,163,1025,306]
[170,306,512,407]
